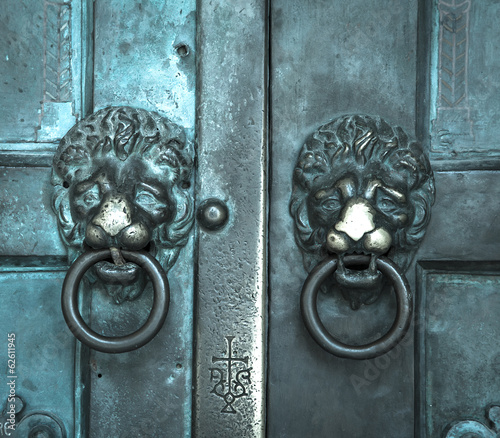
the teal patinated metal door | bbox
[1,1,500,437]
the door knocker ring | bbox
[300,254,412,360]
[61,249,170,354]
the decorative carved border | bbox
[434,0,474,149]
[43,1,72,103]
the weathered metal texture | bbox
[0,262,74,437]
[93,0,196,134]
[416,263,500,437]
[416,0,500,433]
[88,1,197,436]
[269,0,418,436]
[0,167,65,256]
[416,171,500,436]
[0,2,93,436]
[419,172,500,260]
[194,0,268,436]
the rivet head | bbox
[197,198,229,231]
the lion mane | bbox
[290,114,435,272]
[51,106,194,270]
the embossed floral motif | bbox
[444,404,500,438]
[209,336,252,414]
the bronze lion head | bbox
[51,106,194,303]
[290,114,435,308]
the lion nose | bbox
[120,222,151,250]
[92,195,132,236]
[334,198,376,241]
[85,195,134,249]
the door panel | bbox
[416,262,500,437]
[1,0,88,435]
[193,1,267,436]
[1,0,197,436]
[269,0,418,436]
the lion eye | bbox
[83,193,98,205]
[376,192,404,216]
[136,191,158,207]
[321,196,342,212]
[79,185,100,207]
[379,199,396,209]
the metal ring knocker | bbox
[61,249,170,354]
[301,254,412,360]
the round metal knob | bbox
[197,198,229,231]
[61,249,170,354]
[300,254,412,360]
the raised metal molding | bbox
[415,261,500,437]
[194,0,267,436]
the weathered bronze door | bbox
[1,0,500,437]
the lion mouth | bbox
[87,245,154,303]
[94,261,141,285]
[334,253,383,290]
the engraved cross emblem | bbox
[209,336,252,414]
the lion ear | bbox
[149,184,194,272]
[160,185,194,251]
[51,171,84,261]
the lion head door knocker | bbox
[51,106,194,353]
[290,114,435,359]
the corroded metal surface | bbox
[444,404,500,437]
[50,105,195,434]
[88,1,197,435]
[194,0,268,436]
[268,1,422,436]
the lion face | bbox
[290,115,435,309]
[51,107,194,303]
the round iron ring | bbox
[300,254,412,360]
[61,249,170,354]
